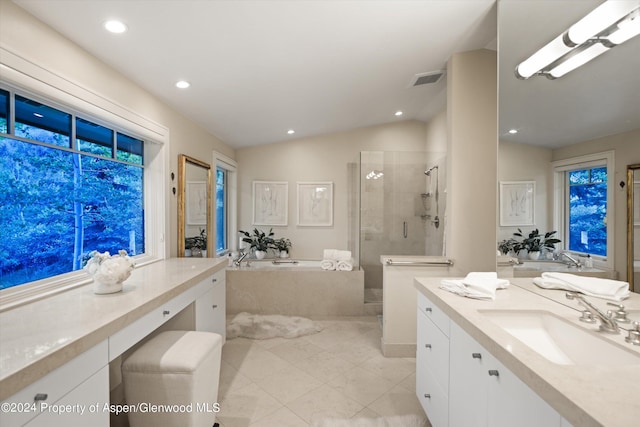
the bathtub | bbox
[226,259,365,316]
[512,260,616,279]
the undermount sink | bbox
[479,310,640,366]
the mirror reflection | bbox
[178,154,212,257]
[629,165,640,292]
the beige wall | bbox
[446,49,498,273]
[552,128,640,281]
[235,120,428,260]
[0,0,234,257]
[498,141,553,242]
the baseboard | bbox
[381,338,416,358]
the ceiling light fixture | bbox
[395,111,403,116]
[508,129,518,134]
[287,129,295,135]
[515,0,640,80]
[104,20,127,34]
[175,80,190,89]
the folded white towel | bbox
[320,259,337,271]
[323,249,352,261]
[440,272,510,300]
[533,272,629,302]
[336,258,354,271]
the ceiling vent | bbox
[410,70,445,87]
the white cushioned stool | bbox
[122,330,222,427]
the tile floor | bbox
[217,316,428,427]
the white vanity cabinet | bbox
[449,321,561,427]
[195,268,226,340]
[416,292,450,427]
[0,341,109,427]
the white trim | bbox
[552,151,614,270]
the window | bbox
[553,151,614,267]
[0,90,145,291]
[215,152,237,256]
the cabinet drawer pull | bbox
[34,393,48,402]
[162,310,170,316]
[472,353,482,359]
[488,370,500,377]
[423,393,431,399]
[425,344,432,349]
[212,278,217,283]
[212,304,218,309]
[425,307,433,313]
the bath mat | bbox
[226,312,323,340]
[311,414,428,427]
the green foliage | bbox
[239,228,275,252]
[512,228,561,254]
[185,229,207,250]
[273,238,292,252]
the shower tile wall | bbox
[360,152,438,291]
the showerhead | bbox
[425,165,438,176]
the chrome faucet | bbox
[234,251,248,267]
[558,252,582,268]
[565,292,619,334]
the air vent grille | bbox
[411,71,445,87]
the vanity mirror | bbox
[498,0,640,285]
[178,154,212,257]
[628,164,640,292]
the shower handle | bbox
[403,221,408,238]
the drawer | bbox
[417,291,450,337]
[417,310,450,393]
[0,340,107,427]
[108,277,211,360]
[416,354,449,427]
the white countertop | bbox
[414,277,640,427]
[0,257,227,401]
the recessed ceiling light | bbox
[287,129,295,135]
[33,113,44,118]
[508,129,518,134]
[395,111,403,116]
[176,80,190,89]
[104,20,127,34]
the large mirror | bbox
[498,0,640,286]
[178,154,212,257]
[629,164,640,292]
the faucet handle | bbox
[606,303,629,323]
[625,322,640,346]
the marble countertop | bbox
[0,257,227,401]
[414,277,640,427]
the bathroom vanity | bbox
[0,257,226,426]
[414,277,640,427]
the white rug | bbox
[226,312,324,340]
[312,414,428,427]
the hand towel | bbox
[440,272,510,300]
[320,259,337,271]
[533,272,629,302]
[335,250,352,261]
[336,258,354,271]
[323,249,338,260]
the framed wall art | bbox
[252,181,288,226]
[499,181,535,226]
[297,182,333,226]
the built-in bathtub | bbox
[512,260,616,279]
[226,259,365,316]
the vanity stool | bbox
[122,330,222,427]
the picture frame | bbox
[186,181,207,225]
[634,182,640,226]
[297,182,333,226]
[252,181,288,226]
[499,181,535,226]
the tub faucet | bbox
[566,292,619,334]
[558,252,582,268]
[234,251,248,267]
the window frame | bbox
[214,151,237,256]
[0,71,167,311]
[552,151,615,270]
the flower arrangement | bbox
[84,250,135,294]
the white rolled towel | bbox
[323,249,338,260]
[320,259,337,271]
[336,258,354,271]
[533,272,629,302]
[335,250,352,261]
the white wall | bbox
[235,120,428,260]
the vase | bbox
[280,250,289,258]
[255,250,266,260]
[528,251,541,260]
[93,280,124,295]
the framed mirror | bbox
[628,164,640,293]
[178,154,212,257]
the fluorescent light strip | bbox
[608,12,640,44]
[548,43,609,79]
[516,35,572,79]
[567,0,639,45]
